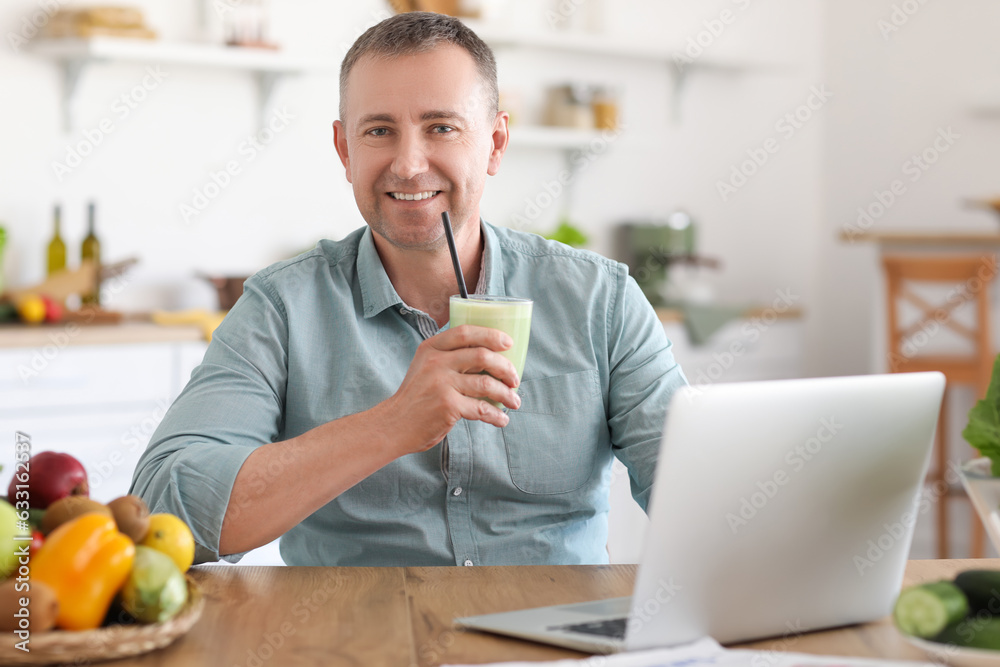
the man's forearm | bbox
[217,325,520,557]
[218,403,402,556]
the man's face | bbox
[334,45,507,251]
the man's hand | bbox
[378,325,522,454]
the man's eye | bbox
[367,128,389,137]
[432,125,454,134]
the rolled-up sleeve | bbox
[130,274,289,563]
[606,268,688,512]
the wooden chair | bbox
[882,253,997,558]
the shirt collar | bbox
[477,219,506,296]
[358,226,404,319]
[357,219,507,319]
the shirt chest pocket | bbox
[502,369,606,495]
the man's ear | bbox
[487,111,509,176]
[333,120,352,183]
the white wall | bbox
[4,0,997,381]
[0,0,824,323]
[811,0,1000,378]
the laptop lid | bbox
[626,372,944,650]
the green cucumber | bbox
[955,571,1000,616]
[894,581,970,638]
[935,617,1000,650]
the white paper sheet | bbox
[442,636,937,667]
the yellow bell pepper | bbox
[31,513,135,630]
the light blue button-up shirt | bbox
[131,221,687,566]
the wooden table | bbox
[39,559,996,666]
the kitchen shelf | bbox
[31,37,336,130]
[508,125,608,150]
[464,19,742,66]
[463,19,764,122]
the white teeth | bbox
[390,191,438,201]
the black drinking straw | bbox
[441,211,468,299]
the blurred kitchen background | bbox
[1,0,1000,564]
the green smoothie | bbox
[449,295,532,408]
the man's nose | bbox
[391,132,429,180]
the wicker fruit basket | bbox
[0,577,203,666]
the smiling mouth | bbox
[388,191,441,201]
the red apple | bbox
[7,451,89,509]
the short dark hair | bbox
[339,12,499,121]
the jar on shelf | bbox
[591,86,619,131]
[544,84,594,130]
[223,0,274,48]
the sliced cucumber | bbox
[894,581,970,638]
[954,571,1000,616]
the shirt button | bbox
[464,559,474,566]
[452,487,463,496]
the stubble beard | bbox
[366,206,449,252]
[365,195,477,253]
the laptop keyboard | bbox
[547,617,628,640]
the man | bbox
[131,12,686,566]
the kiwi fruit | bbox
[0,578,58,632]
[40,496,112,535]
[108,495,151,542]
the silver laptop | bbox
[455,372,945,653]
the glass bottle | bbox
[81,202,101,305]
[47,204,66,276]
